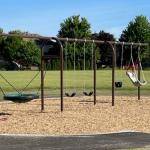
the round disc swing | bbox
[83,39,93,96]
[0,38,55,103]
[115,43,124,88]
[3,93,39,103]
[0,69,40,103]
[64,38,76,97]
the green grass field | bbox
[0,70,149,98]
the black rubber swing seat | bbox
[65,92,76,97]
[115,81,122,88]
[83,91,93,96]
[4,93,39,103]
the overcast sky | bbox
[0,0,149,38]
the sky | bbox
[0,0,149,39]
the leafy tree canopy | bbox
[120,15,150,43]
[1,30,40,67]
[58,15,93,70]
[58,15,91,38]
[119,15,150,67]
[92,30,116,67]
[0,28,3,33]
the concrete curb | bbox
[0,130,142,137]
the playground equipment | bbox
[65,39,76,97]
[64,39,94,97]
[0,38,58,103]
[83,39,93,96]
[115,43,124,88]
[126,43,147,87]
[0,33,148,112]
[0,71,40,103]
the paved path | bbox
[0,132,150,150]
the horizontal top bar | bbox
[59,38,149,46]
[0,33,149,46]
[0,33,50,40]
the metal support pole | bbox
[41,47,44,111]
[111,43,116,106]
[52,37,64,111]
[138,47,141,100]
[93,46,96,105]
[138,64,140,100]
[60,43,64,111]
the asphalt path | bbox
[0,132,150,150]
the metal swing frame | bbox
[0,33,148,112]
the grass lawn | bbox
[0,70,149,99]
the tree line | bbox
[0,15,149,70]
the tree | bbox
[18,41,40,67]
[9,30,24,35]
[2,36,23,61]
[119,15,150,67]
[0,28,3,46]
[120,15,150,42]
[92,31,116,68]
[1,30,40,68]
[0,28,3,34]
[58,15,91,38]
[58,15,92,70]
[0,28,3,58]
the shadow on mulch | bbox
[0,112,11,116]
[98,101,110,103]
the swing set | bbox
[115,42,147,88]
[126,43,147,86]
[0,70,40,103]
[64,39,94,97]
[0,33,148,112]
[64,39,77,97]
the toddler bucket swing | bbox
[115,43,124,88]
